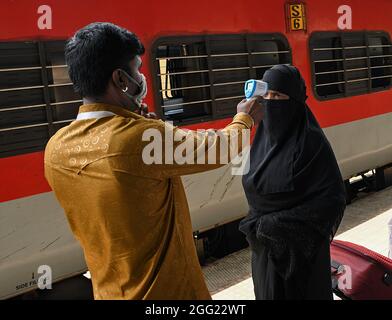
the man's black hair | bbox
[65,22,145,97]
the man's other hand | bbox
[137,103,158,119]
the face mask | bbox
[120,70,147,109]
[260,98,299,142]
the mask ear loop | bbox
[119,70,142,95]
[120,70,147,112]
[122,70,142,89]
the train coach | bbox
[0,0,392,299]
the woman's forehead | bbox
[264,90,290,99]
[267,89,284,95]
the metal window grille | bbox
[310,31,392,100]
[0,40,81,158]
[152,34,292,125]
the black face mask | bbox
[259,97,303,143]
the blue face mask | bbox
[120,70,147,109]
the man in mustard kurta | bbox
[44,23,262,299]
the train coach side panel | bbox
[0,192,86,299]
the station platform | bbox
[204,185,392,300]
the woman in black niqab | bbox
[239,65,346,300]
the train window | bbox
[0,40,81,158]
[152,34,292,124]
[310,31,392,100]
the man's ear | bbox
[112,69,127,91]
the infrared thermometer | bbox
[244,80,268,100]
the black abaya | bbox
[248,233,333,300]
[239,65,346,300]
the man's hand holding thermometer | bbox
[236,79,267,126]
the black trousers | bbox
[249,237,333,300]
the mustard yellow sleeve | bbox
[139,113,254,178]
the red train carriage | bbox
[0,0,391,298]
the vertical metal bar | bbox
[386,35,392,90]
[205,36,217,119]
[364,32,373,93]
[38,41,55,136]
[340,32,349,97]
[245,33,256,79]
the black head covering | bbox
[246,65,308,194]
[240,65,346,283]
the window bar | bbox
[47,64,67,69]
[48,83,73,88]
[158,69,209,77]
[314,76,392,87]
[51,99,83,106]
[314,56,372,63]
[158,64,290,76]
[38,41,55,136]
[369,54,392,59]
[315,80,346,87]
[364,32,372,93]
[315,77,371,87]
[210,52,248,58]
[0,64,69,72]
[387,42,392,88]
[159,84,210,93]
[0,122,48,132]
[251,50,291,55]
[371,64,392,69]
[0,99,83,112]
[385,39,392,88]
[368,44,392,48]
[159,81,247,92]
[345,56,369,61]
[156,51,290,60]
[205,36,217,120]
[0,85,44,92]
[0,66,42,72]
[315,65,392,76]
[0,103,46,112]
[313,44,392,51]
[372,74,392,80]
[340,33,349,97]
[245,33,256,80]
[214,81,246,86]
[53,119,74,125]
[161,99,212,108]
[0,119,76,133]
[156,54,208,61]
[314,58,345,63]
[212,66,250,72]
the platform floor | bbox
[204,185,392,300]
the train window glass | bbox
[310,31,392,100]
[153,34,292,125]
[0,40,81,158]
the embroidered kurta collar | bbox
[78,103,139,119]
